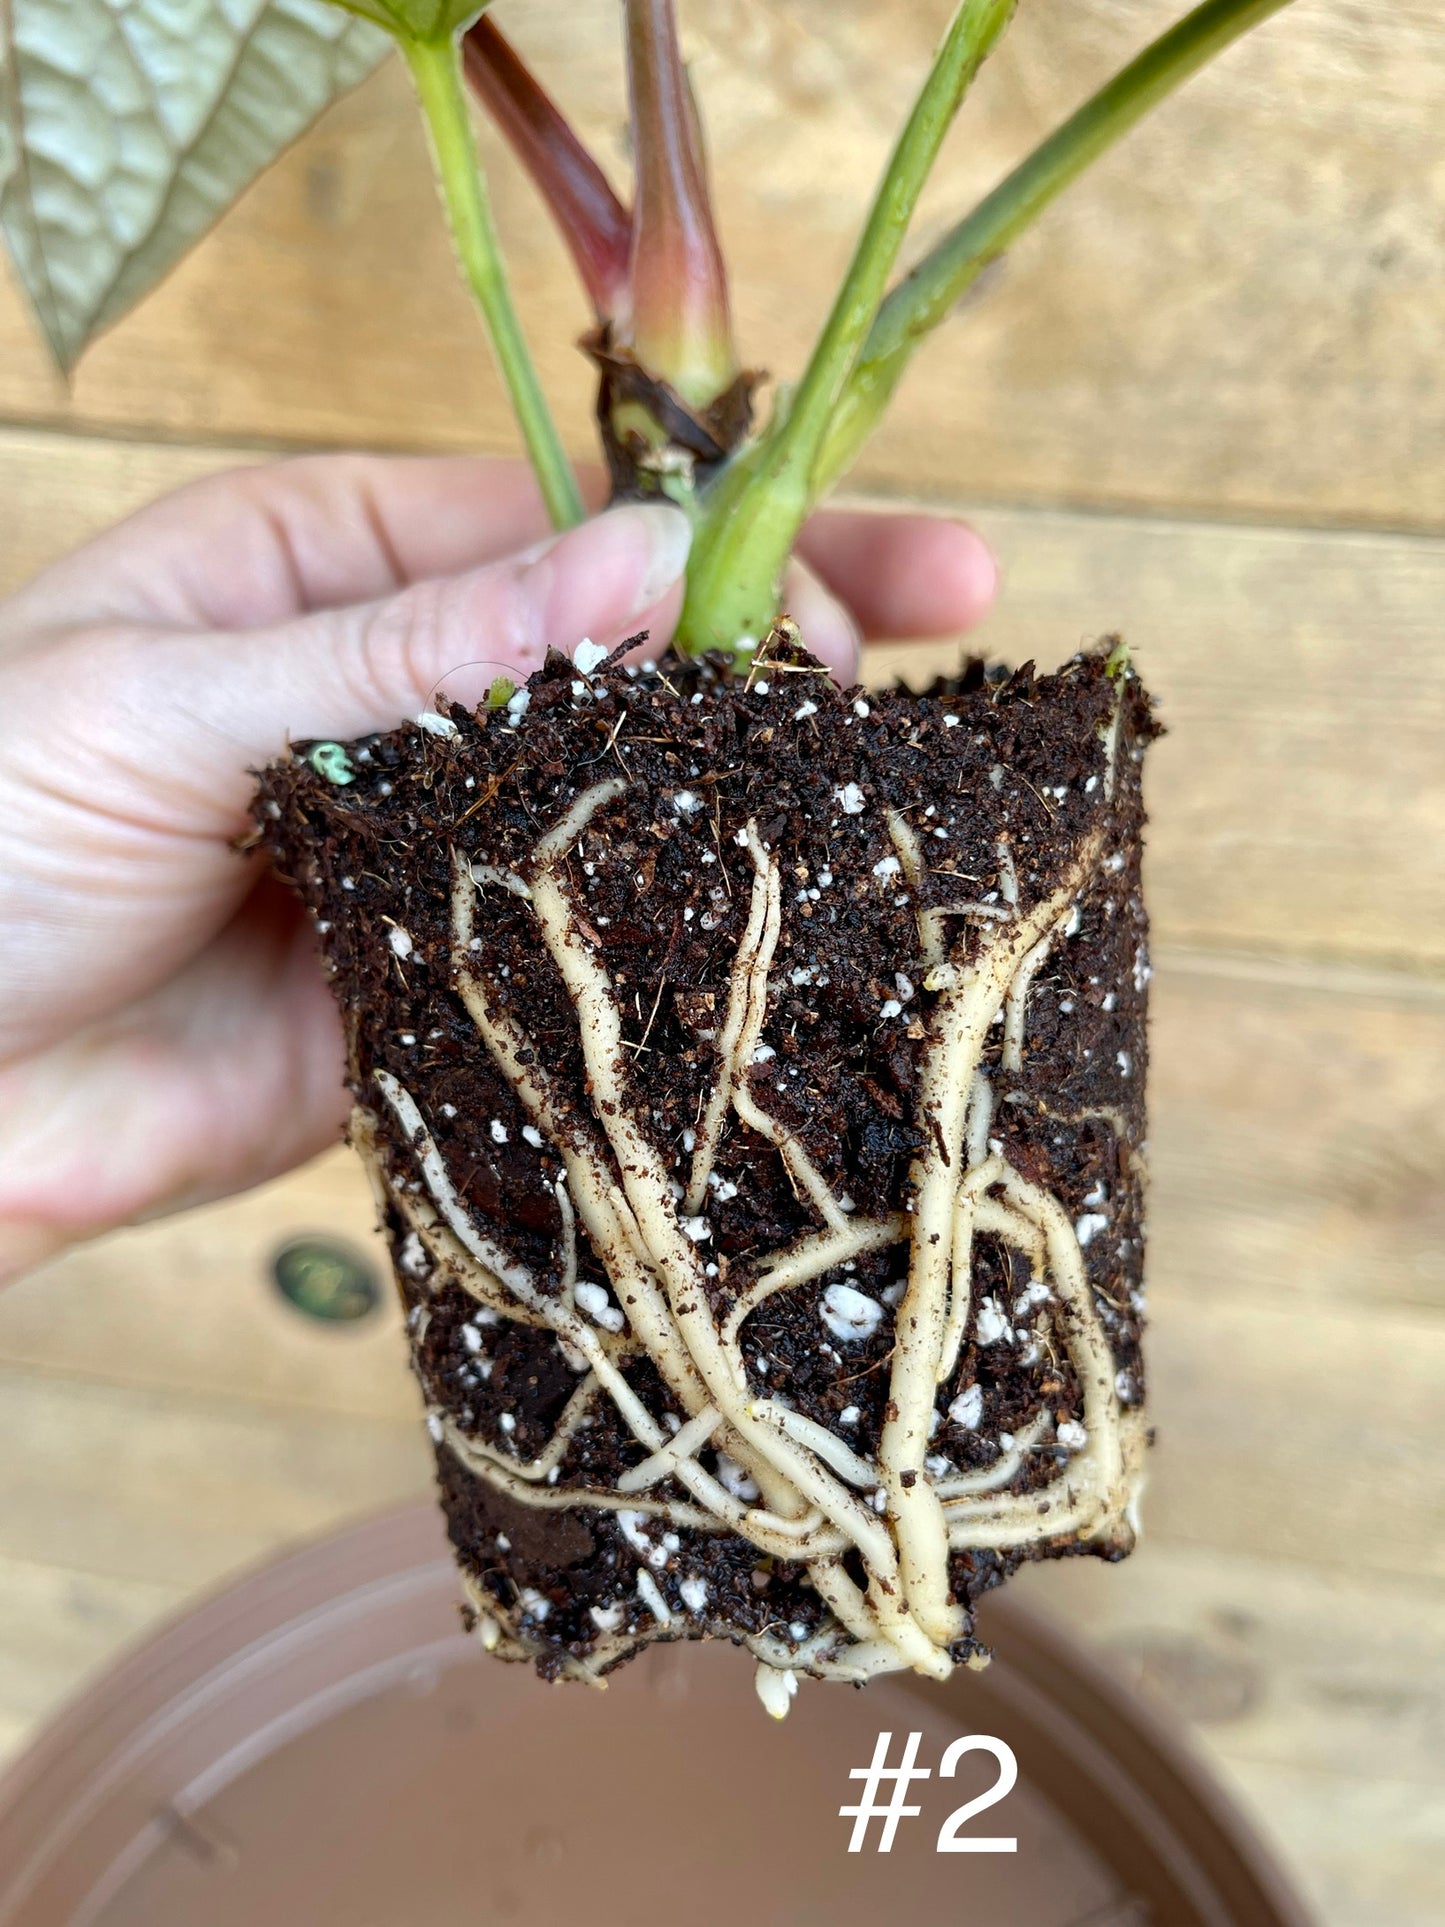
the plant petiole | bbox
[403,31,583,530]
[677,0,1016,656]
[815,0,1297,494]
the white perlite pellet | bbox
[1074,1212,1109,1248]
[573,637,609,676]
[714,1454,761,1502]
[974,1297,1011,1345]
[948,1384,984,1430]
[678,1575,710,1614]
[820,1283,884,1343]
[575,1280,625,1333]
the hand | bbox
[0,454,997,1280]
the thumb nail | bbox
[612,501,694,613]
[508,502,693,656]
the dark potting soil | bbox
[256,633,1157,1681]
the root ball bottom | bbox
[257,630,1157,1696]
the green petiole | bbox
[815,0,1298,498]
[403,32,583,531]
[677,0,1016,655]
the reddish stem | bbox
[463,16,631,319]
[622,0,737,409]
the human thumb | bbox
[224,497,693,763]
[23,501,694,842]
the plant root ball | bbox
[256,629,1157,1694]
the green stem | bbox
[677,0,1016,655]
[404,34,584,529]
[816,0,1295,495]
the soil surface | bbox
[256,632,1157,1682]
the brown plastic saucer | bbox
[0,1504,1311,1926]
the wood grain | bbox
[0,1149,413,1421]
[1146,1295,1445,1585]
[0,430,249,600]
[1224,1761,1445,1927]
[0,1367,428,1590]
[1012,1540,1445,1791]
[1012,1541,1445,1927]
[1,3,1442,528]
[874,506,1445,968]
[1150,954,1445,1318]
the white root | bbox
[555,1176,578,1302]
[749,1401,878,1490]
[616,1405,722,1494]
[733,1087,850,1231]
[965,1072,994,1170]
[470,862,532,900]
[533,777,629,863]
[439,1375,598,1486]
[1002,925,1059,1074]
[372,1060,770,1541]
[375,1071,536,1298]
[876,837,1103,1650]
[685,825,781,1211]
[365,725,1141,1692]
[938,1188,978,1389]
[886,810,945,970]
[382,1182,554,1332]
[996,839,1019,908]
[975,1193,1047,1274]
[935,1408,1054,1500]
[942,1161,1136,1550]
[722,1216,907,1352]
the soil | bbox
[255,630,1157,1685]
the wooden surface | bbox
[2,6,1443,1923]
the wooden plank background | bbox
[1,5,1442,1923]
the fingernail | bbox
[618,501,694,612]
[506,502,693,665]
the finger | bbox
[796,507,998,641]
[224,499,690,763]
[0,878,351,1279]
[1,502,693,864]
[3,453,610,636]
[779,558,862,685]
[1,502,689,1066]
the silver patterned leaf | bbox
[0,0,388,370]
